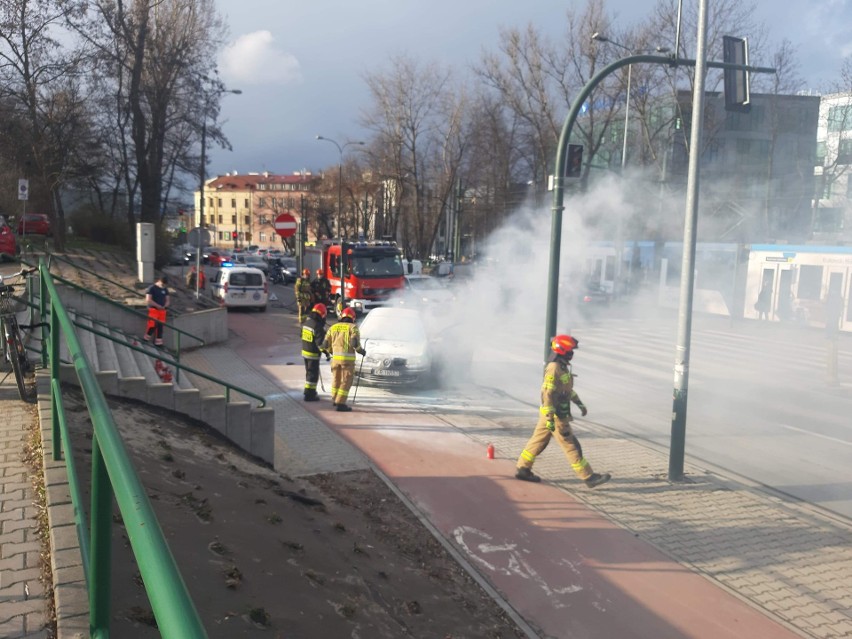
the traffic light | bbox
[566,144,584,178]
[723,35,750,113]
[231,231,238,240]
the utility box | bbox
[137,222,155,283]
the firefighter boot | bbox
[585,472,611,489]
[304,390,320,402]
[515,467,541,483]
[335,404,352,412]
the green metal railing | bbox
[49,272,204,354]
[74,321,266,407]
[38,258,208,638]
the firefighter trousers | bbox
[516,414,594,481]
[304,358,320,394]
[329,360,355,406]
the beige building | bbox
[192,171,320,250]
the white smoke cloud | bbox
[219,31,302,86]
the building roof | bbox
[205,172,318,191]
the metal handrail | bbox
[38,258,208,637]
[49,271,205,351]
[75,321,266,407]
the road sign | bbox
[17,179,28,201]
[187,228,211,248]
[274,213,297,238]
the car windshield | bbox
[351,254,404,278]
[361,312,427,342]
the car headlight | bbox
[363,355,382,366]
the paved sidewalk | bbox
[193,323,852,639]
[0,378,50,639]
[11,310,852,638]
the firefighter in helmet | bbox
[295,268,313,323]
[320,307,366,412]
[301,303,328,401]
[515,334,611,488]
[311,268,331,307]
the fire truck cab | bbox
[305,240,405,315]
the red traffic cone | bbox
[486,443,495,460]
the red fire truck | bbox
[303,240,405,315]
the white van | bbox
[210,265,268,312]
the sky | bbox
[210,0,852,178]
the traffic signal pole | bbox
[546,49,774,476]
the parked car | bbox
[0,222,18,257]
[210,265,268,312]
[17,213,51,236]
[207,251,226,267]
[236,254,269,274]
[355,307,433,386]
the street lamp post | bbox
[196,85,241,299]
[591,33,669,295]
[315,135,365,307]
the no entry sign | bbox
[274,213,297,238]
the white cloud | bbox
[219,30,301,86]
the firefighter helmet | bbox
[312,303,327,318]
[341,307,356,321]
[302,268,310,277]
[551,334,578,356]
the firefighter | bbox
[185,265,206,291]
[311,268,331,307]
[320,307,366,412]
[295,268,313,322]
[301,303,328,401]
[515,335,611,489]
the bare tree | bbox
[69,0,226,242]
[0,0,90,248]
[360,55,473,260]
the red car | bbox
[17,213,52,236]
[0,223,18,256]
[207,251,226,266]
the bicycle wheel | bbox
[6,318,34,402]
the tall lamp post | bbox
[591,33,669,295]
[315,135,365,307]
[196,85,241,299]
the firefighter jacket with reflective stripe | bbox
[295,277,313,305]
[321,320,364,362]
[540,360,582,422]
[301,313,327,360]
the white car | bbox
[210,265,268,312]
[356,308,434,386]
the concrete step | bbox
[56,305,274,465]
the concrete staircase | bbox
[56,308,275,465]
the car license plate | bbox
[231,292,244,299]
[373,369,400,376]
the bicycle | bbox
[0,266,39,402]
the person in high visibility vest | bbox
[301,303,328,401]
[515,335,611,488]
[295,268,313,322]
[320,307,366,412]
